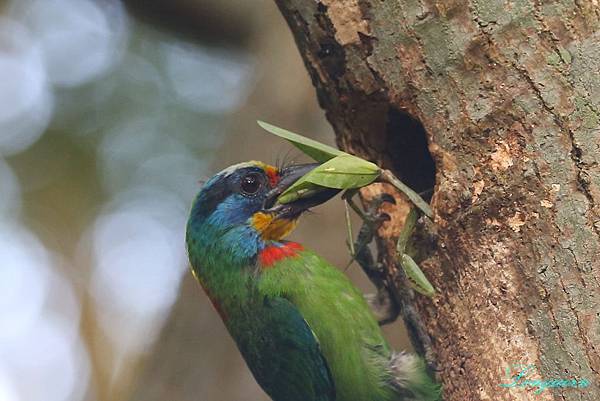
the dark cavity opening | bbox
[385,107,436,197]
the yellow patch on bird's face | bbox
[251,161,275,171]
[252,212,298,240]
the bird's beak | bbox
[263,163,339,219]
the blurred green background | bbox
[0,1,409,400]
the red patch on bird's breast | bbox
[259,242,303,268]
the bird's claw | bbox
[350,193,395,234]
[363,193,395,225]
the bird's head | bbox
[186,161,337,267]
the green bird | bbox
[186,161,440,401]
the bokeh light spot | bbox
[0,17,52,155]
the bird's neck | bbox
[186,220,305,316]
[186,220,264,311]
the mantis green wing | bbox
[257,120,343,163]
[278,154,381,203]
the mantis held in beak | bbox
[258,120,436,298]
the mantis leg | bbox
[396,207,435,297]
[342,190,400,325]
[379,169,433,218]
[343,190,438,371]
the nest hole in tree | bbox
[384,107,436,198]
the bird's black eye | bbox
[240,173,262,196]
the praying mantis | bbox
[258,120,435,297]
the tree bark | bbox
[275,1,600,400]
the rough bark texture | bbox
[275,1,600,400]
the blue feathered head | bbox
[186,161,336,267]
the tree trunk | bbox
[275,1,600,400]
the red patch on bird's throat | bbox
[259,242,303,268]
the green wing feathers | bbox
[259,248,441,401]
[259,250,396,401]
[233,296,335,401]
